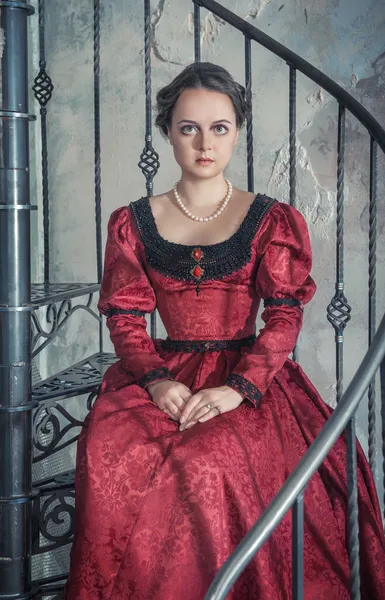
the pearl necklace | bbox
[173,179,233,222]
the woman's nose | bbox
[199,131,213,151]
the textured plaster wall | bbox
[31,0,384,487]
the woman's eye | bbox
[181,125,196,134]
[214,125,228,134]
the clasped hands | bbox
[147,380,244,431]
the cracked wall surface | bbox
[31,0,385,492]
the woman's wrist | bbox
[147,379,174,396]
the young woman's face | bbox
[168,87,239,180]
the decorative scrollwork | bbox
[138,143,160,181]
[327,291,352,336]
[33,65,54,108]
[33,402,84,462]
[87,390,99,411]
[49,471,76,488]
[31,293,100,357]
[33,488,75,554]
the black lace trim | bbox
[160,335,256,353]
[130,194,277,282]
[263,298,301,308]
[105,308,147,318]
[226,373,262,406]
[138,367,173,389]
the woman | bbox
[65,63,385,599]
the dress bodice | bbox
[130,195,274,340]
[97,193,316,402]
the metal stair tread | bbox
[32,352,117,402]
[31,282,100,308]
[34,469,75,492]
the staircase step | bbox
[35,578,65,599]
[34,469,75,492]
[31,282,100,308]
[32,352,117,402]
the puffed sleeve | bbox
[226,202,316,405]
[97,206,174,389]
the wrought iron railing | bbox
[0,1,383,599]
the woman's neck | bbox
[176,175,229,209]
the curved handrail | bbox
[204,312,385,599]
[195,0,385,153]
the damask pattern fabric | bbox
[64,196,385,600]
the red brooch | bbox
[192,248,203,261]
[191,248,204,296]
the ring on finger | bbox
[206,403,212,410]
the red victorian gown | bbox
[64,194,385,600]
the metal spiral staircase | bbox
[0,1,384,599]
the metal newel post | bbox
[0,1,36,598]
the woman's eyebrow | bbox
[176,119,233,125]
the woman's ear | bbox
[234,129,239,146]
[168,128,173,146]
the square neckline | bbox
[130,193,278,283]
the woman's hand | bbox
[147,380,192,421]
[179,386,244,431]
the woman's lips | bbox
[196,158,213,165]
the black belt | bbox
[159,335,256,353]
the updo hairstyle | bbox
[155,62,250,138]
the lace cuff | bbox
[138,367,174,389]
[104,308,147,318]
[226,373,262,407]
[263,298,301,308]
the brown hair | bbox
[155,62,250,137]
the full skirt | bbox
[64,353,385,600]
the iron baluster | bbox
[93,0,103,353]
[194,2,201,62]
[327,103,359,598]
[327,104,351,402]
[139,0,160,200]
[139,0,160,339]
[244,36,254,193]
[93,0,102,284]
[292,493,304,600]
[288,64,299,362]
[32,0,53,285]
[288,64,296,207]
[368,137,377,474]
[346,417,361,599]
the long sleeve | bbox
[98,206,173,388]
[226,203,316,405]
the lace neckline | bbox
[130,193,277,289]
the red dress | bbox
[64,195,385,600]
